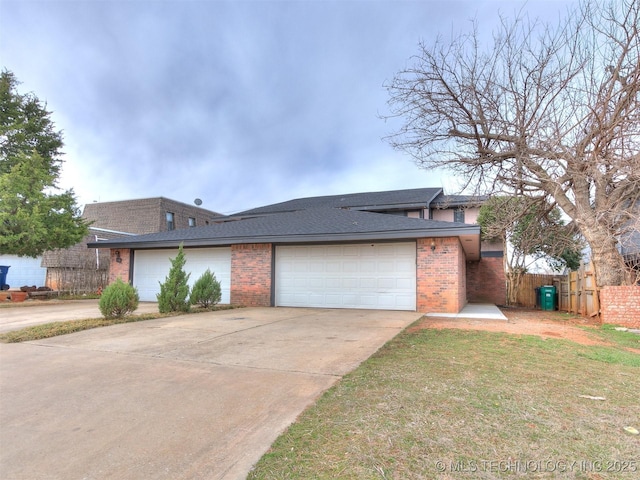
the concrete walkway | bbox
[0,307,421,480]
[425,303,507,320]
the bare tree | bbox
[385,0,640,287]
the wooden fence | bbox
[514,274,557,307]
[46,267,109,295]
[514,262,599,318]
[556,262,599,318]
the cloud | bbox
[1,0,574,214]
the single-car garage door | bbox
[275,243,416,311]
[133,247,231,302]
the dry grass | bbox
[248,327,640,479]
[0,313,171,343]
[0,304,240,343]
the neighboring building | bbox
[430,193,487,223]
[82,197,221,234]
[42,197,221,292]
[0,255,47,289]
[89,188,506,313]
[619,211,640,281]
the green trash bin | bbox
[540,285,557,311]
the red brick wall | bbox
[109,249,131,284]
[467,256,506,305]
[417,237,466,313]
[600,286,640,328]
[231,244,272,307]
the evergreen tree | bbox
[190,269,222,308]
[157,244,191,313]
[99,278,140,319]
[0,70,88,256]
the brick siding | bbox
[109,249,131,284]
[600,286,640,328]
[83,197,219,234]
[416,237,466,313]
[231,244,272,307]
[466,256,506,305]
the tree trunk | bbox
[506,270,525,306]
[581,226,628,287]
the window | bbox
[454,208,465,223]
[188,217,196,227]
[166,212,175,231]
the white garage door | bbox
[133,248,231,303]
[275,243,416,311]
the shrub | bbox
[190,269,222,308]
[99,278,139,319]
[157,244,191,313]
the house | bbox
[618,201,640,281]
[42,197,221,292]
[81,197,221,234]
[88,188,506,313]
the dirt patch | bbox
[410,308,608,346]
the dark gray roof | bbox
[88,207,478,250]
[431,193,489,208]
[236,187,443,215]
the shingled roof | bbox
[430,192,490,208]
[88,188,489,260]
[88,207,479,256]
[236,187,443,215]
[43,227,135,268]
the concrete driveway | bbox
[0,307,420,479]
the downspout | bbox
[95,236,108,269]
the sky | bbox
[0,0,576,215]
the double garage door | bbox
[133,248,231,303]
[133,242,416,311]
[275,243,416,311]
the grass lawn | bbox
[248,327,640,479]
